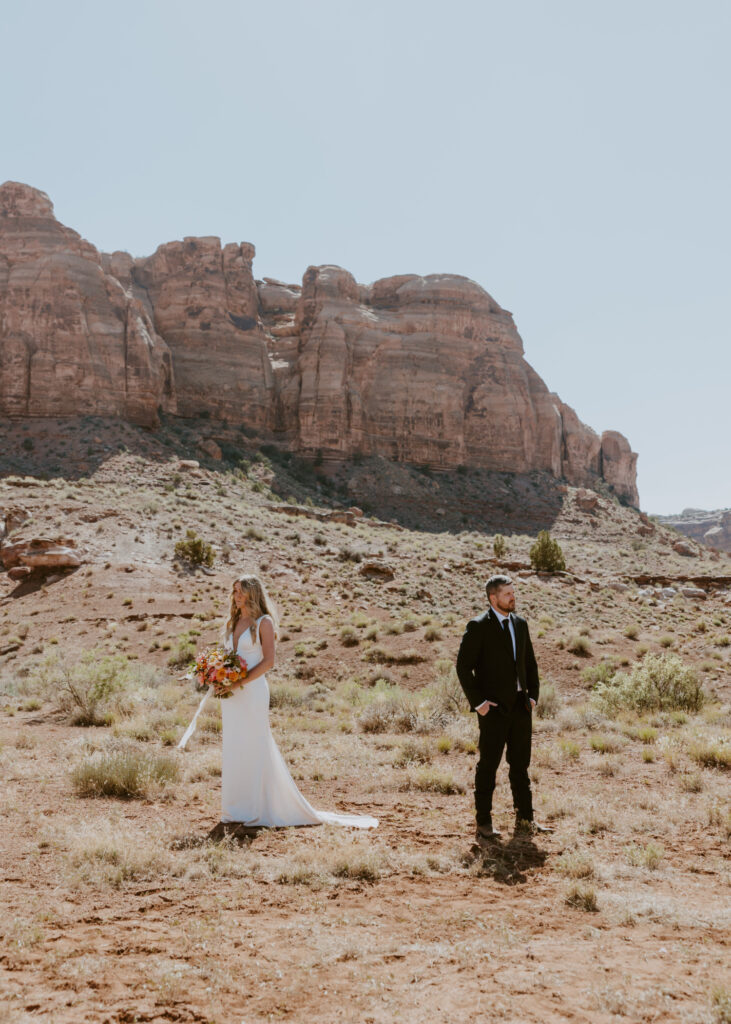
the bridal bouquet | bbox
[192,647,248,699]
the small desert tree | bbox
[174,529,214,567]
[493,534,507,559]
[529,531,566,572]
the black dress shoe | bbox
[475,822,501,842]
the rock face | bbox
[657,509,731,553]
[0,181,639,504]
[0,182,174,427]
[265,266,638,503]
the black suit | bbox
[456,608,540,825]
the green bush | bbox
[592,653,705,714]
[529,531,566,572]
[174,529,214,567]
[493,534,506,558]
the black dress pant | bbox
[475,696,533,825]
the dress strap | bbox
[253,614,273,645]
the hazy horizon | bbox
[2,0,729,514]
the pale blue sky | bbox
[2,0,729,513]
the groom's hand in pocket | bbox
[476,700,498,716]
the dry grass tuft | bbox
[564,883,598,912]
[555,849,595,879]
[625,842,664,870]
[688,739,730,771]
[71,744,180,799]
[402,767,465,794]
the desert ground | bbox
[1,419,729,1024]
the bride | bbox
[218,573,377,829]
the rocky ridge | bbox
[1,181,637,504]
[656,508,731,553]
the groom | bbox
[456,574,551,841]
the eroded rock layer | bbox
[0,181,638,504]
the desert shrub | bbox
[711,987,731,1024]
[592,653,705,714]
[688,739,730,771]
[402,768,465,794]
[66,821,177,888]
[529,531,565,572]
[269,684,307,708]
[567,635,592,657]
[430,659,469,717]
[625,841,664,870]
[564,883,598,912]
[363,646,425,665]
[624,624,640,640]
[424,625,442,642]
[338,544,363,563]
[71,745,180,798]
[339,625,359,647]
[590,734,621,754]
[393,739,432,766]
[28,650,135,726]
[555,850,595,878]
[358,697,406,734]
[167,637,196,668]
[581,660,618,688]
[536,682,559,719]
[493,534,506,558]
[174,529,214,567]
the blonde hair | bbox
[225,574,279,646]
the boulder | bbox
[198,438,223,461]
[681,586,706,600]
[358,559,395,580]
[1,535,79,569]
[21,547,80,569]
[8,566,31,581]
[673,540,697,557]
[575,489,599,512]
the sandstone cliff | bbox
[0,182,638,504]
[0,182,174,427]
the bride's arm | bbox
[236,617,275,687]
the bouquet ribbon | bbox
[177,685,213,750]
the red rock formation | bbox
[0,182,174,427]
[268,265,639,504]
[0,181,639,504]
[132,238,275,428]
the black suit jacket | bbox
[456,609,540,712]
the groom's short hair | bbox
[485,574,513,599]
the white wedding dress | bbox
[220,616,377,829]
